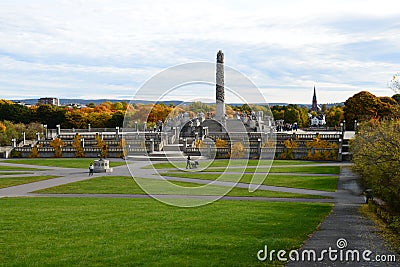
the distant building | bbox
[38,97,59,106]
[66,103,86,109]
[311,86,320,112]
[309,114,326,127]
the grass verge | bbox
[161,172,338,192]
[4,158,126,169]
[146,159,325,169]
[0,172,32,175]
[0,165,41,171]
[0,176,59,189]
[200,166,340,174]
[34,176,327,198]
[360,205,400,254]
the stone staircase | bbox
[127,144,186,161]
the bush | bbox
[353,120,400,211]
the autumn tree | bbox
[344,91,400,129]
[63,110,88,129]
[72,133,85,158]
[392,94,400,104]
[35,104,66,128]
[94,134,108,158]
[325,106,344,127]
[230,142,245,158]
[49,138,66,158]
[106,111,125,128]
[351,120,400,210]
[0,102,31,123]
[118,138,127,158]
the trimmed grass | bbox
[0,197,332,266]
[0,176,59,189]
[0,172,32,175]
[4,158,126,169]
[0,165,41,171]
[146,159,325,169]
[201,166,340,175]
[35,176,327,198]
[161,173,338,192]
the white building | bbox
[309,114,326,127]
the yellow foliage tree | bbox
[215,138,227,148]
[230,142,245,159]
[279,139,299,159]
[72,134,85,158]
[94,134,108,158]
[0,122,6,133]
[305,136,338,160]
[118,138,127,159]
[49,138,66,158]
[29,145,40,158]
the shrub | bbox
[352,120,400,211]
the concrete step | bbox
[163,144,183,152]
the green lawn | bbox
[146,159,324,169]
[0,172,32,175]
[0,165,41,171]
[200,165,340,175]
[35,176,327,198]
[0,197,332,266]
[161,173,338,192]
[4,158,126,169]
[0,176,59,189]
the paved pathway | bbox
[286,167,399,266]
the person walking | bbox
[186,155,191,169]
[89,163,94,176]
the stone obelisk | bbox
[215,50,225,122]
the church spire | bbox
[311,86,318,112]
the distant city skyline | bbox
[1,0,399,103]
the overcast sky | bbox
[0,0,399,104]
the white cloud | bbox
[0,0,400,103]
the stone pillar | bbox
[81,138,85,148]
[183,138,187,151]
[88,123,91,132]
[257,138,262,157]
[56,124,61,136]
[149,139,154,153]
[23,132,26,145]
[11,138,16,148]
[215,50,225,122]
[36,132,40,141]
[115,127,120,140]
[143,122,147,132]
[43,124,48,139]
